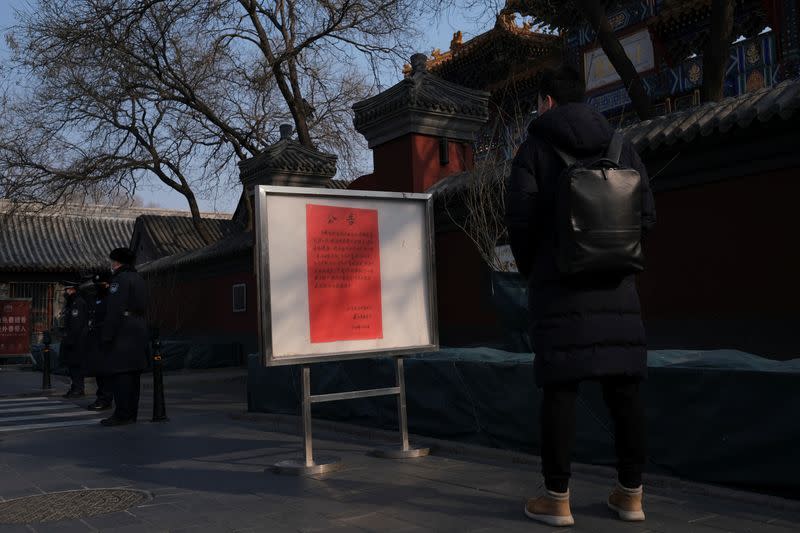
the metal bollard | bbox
[41,331,52,390]
[151,336,168,422]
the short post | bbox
[151,333,168,422]
[41,331,52,390]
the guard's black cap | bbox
[109,247,136,265]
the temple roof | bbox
[623,78,800,152]
[418,14,559,91]
[238,126,337,182]
[0,202,227,273]
[139,231,253,274]
[352,54,490,147]
[354,56,489,128]
[502,0,587,31]
[131,215,240,264]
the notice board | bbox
[254,186,438,366]
[0,298,32,358]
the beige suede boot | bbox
[524,489,575,527]
[607,483,646,521]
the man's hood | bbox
[527,103,616,157]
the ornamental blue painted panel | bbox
[723,76,738,98]
[721,32,778,96]
[568,0,657,48]
[761,36,773,66]
[646,70,669,99]
[667,66,680,94]
[588,86,632,113]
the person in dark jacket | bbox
[100,247,148,426]
[86,272,114,411]
[505,65,656,527]
[60,282,89,398]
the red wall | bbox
[351,134,474,193]
[148,268,258,336]
[638,167,800,320]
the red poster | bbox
[0,300,32,357]
[306,204,383,343]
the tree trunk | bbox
[289,96,314,148]
[576,0,652,120]
[238,0,314,148]
[702,0,736,102]
[183,189,215,245]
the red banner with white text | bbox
[306,204,383,343]
[0,299,32,357]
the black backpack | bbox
[552,133,644,277]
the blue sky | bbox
[0,2,491,213]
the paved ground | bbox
[0,368,799,532]
[0,367,58,399]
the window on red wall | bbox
[232,283,246,313]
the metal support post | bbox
[302,365,313,467]
[41,331,52,390]
[397,356,410,451]
[369,357,430,459]
[151,335,168,422]
[272,365,343,476]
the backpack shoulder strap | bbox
[551,144,578,168]
[605,133,623,165]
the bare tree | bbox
[209,0,419,155]
[439,103,533,272]
[1,0,423,239]
[442,158,511,271]
[1,0,274,243]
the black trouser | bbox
[112,372,141,421]
[95,375,113,404]
[541,377,646,493]
[68,365,85,392]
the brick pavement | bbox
[0,370,797,532]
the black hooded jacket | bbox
[60,292,88,367]
[505,103,656,386]
[102,265,148,373]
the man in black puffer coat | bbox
[505,65,656,527]
[86,272,114,411]
[100,247,148,427]
[60,282,89,398]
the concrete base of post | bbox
[271,455,343,476]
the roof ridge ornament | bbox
[279,123,293,140]
[410,53,428,75]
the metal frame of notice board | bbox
[0,297,35,365]
[254,185,439,475]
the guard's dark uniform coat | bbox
[86,290,109,377]
[60,293,89,368]
[505,103,657,387]
[102,266,148,374]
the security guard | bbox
[60,281,89,398]
[100,247,148,426]
[86,272,113,411]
